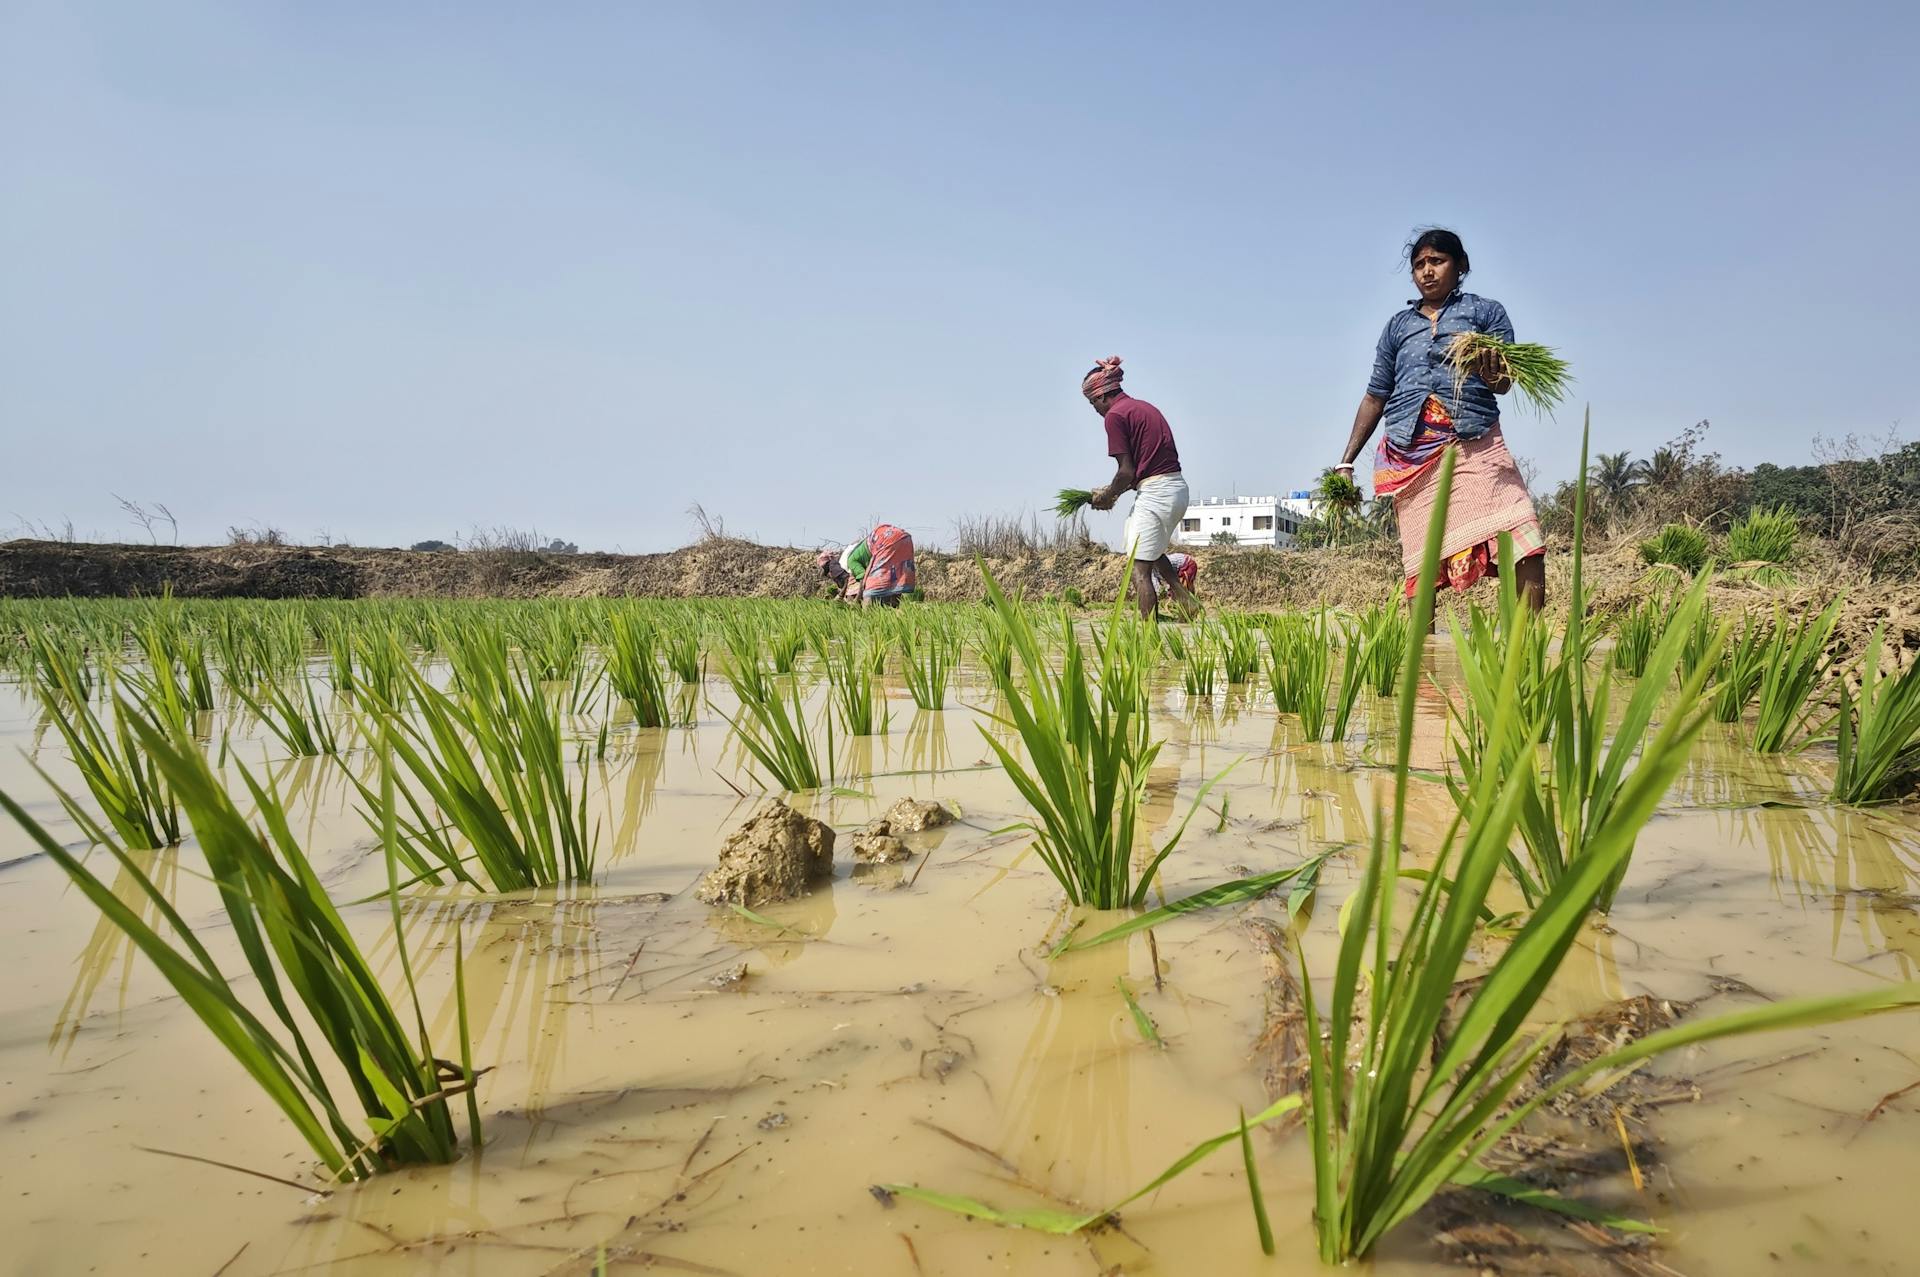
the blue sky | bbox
[3,2,1913,552]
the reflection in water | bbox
[1753,805,1920,973]
[999,939,1136,1202]
[50,844,182,1056]
[902,709,953,777]
[601,733,668,862]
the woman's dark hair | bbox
[1405,227,1469,277]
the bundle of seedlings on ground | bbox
[360,633,595,890]
[1444,332,1573,415]
[1053,488,1094,517]
[1726,505,1800,585]
[1292,449,1920,1262]
[1827,626,1920,804]
[29,636,182,850]
[1751,597,1843,752]
[601,609,677,728]
[1638,522,1711,576]
[0,732,482,1182]
[230,666,341,757]
[975,567,1229,909]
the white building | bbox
[1173,492,1322,549]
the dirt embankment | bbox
[3,535,1915,657]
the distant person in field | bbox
[1335,228,1546,608]
[818,524,917,607]
[1157,551,1200,601]
[1081,357,1201,620]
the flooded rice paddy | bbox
[1,642,1917,1276]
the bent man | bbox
[1081,357,1200,620]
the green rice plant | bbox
[721,622,771,706]
[1727,505,1800,566]
[1637,523,1710,576]
[663,628,704,684]
[1266,612,1330,738]
[899,629,954,710]
[1181,628,1221,698]
[0,732,482,1182]
[601,610,676,728]
[1710,612,1770,722]
[1359,602,1409,697]
[352,628,408,709]
[717,664,827,792]
[231,667,342,757]
[766,617,807,675]
[1217,613,1261,685]
[368,636,596,890]
[1677,600,1718,685]
[1444,333,1573,415]
[515,607,585,683]
[1159,624,1188,662]
[30,637,181,849]
[822,640,889,736]
[1751,598,1842,752]
[1328,621,1369,742]
[976,568,1229,909]
[1609,595,1666,678]
[977,624,1013,684]
[1054,488,1094,517]
[1293,446,1920,1262]
[1828,627,1920,804]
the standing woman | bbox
[1336,229,1546,607]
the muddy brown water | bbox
[0,650,1916,1276]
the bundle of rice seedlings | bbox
[1054,488,1094,517]
[1445,332,1573,416]
[1638,523,1711,576]
[1727,506,1800,565]
[1318,470,1363,511]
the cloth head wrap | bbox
[1081,356,1124,401]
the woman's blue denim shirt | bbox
[1366,290,1514,446]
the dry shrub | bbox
[947,512,1096,559]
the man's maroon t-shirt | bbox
[1102,393,1182,484]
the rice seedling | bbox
[766,618,807,675]
[663,628,704,684]
[899,629,955,710]
[1054,488,1094,517]
[1217,613,1261,685]
[1291,449,1920,1262]
[1638,523,1711,576]
[1609,595,1666,678]
[601,610,676,728]
[29,637,181,849]
[822,639,889,736]
[1328,622,1370,742]
[976,568,1229,909]
[1727,505,1800,566]
[1444,333,1572,416]
[365,635,596,890]
[1266,612,1330,739]
[717,663,827,792]
[1158,624,1188,661]
[1751,598,1842,752]
[1710,612,1770,722]
[1828,627,1920,804]
[0,731,482,1182]
[1181,628,1220,698]
[231,667,342,757]
[1359,602,1409,697]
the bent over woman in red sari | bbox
[1335,228,1546,607]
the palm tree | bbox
[1647,448,1684,487]
[1590,451,1651,507]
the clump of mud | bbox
[697,802,835,906]
[851,799,954,863]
